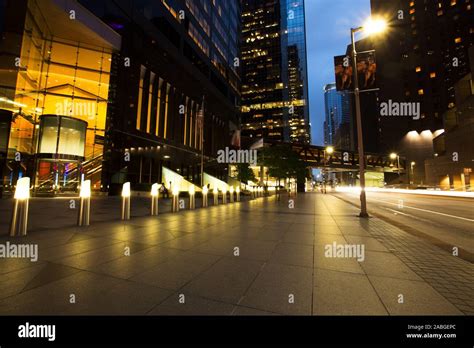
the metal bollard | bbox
[151,183,159,216]
[78,180,91,226]
[202,186,208,207]
[229,186,234,203]
[222,187,227,204]
[189,185,195,210]
[9,177,30,237]
[213,187,219,205]
[172,186,180,212]
[121,182,131,220]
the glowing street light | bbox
[10,177,30,236]
[189,185,196,210]
[363,18,388,36]
[202,185,209,207]
[410,162,416,185]
[323,146,334,185]
[121,182,131,220]
[390,153,401,181]
[213,187,219,205]
[172,185,180,212]
[350,17,388,218]
[222,186,228,204]
[78,180,91,226]
[150,183,159,216]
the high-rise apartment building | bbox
[240,0,310,144]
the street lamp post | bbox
[390,153,401,183]
[323,146,334,194]
[410,162,416,185]
[351,27,369,218]
[350,18,387,218]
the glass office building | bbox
[0,0,119,193]
[241,0,310,144]
[0,0,241,194]
[323,83,352,150]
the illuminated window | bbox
[155,78,163,136]
[163,83,170,139]
[450,0,456,5]
[430,72,436,78]
[136,65,145,131]
[418,89,424,95]
[409,8,415,14]
[415,66,422,72]
[454,37,462,43]
[146,72,155,133]
[183,96,189,145]
[410,1,415,6]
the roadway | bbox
[331,190,474,258]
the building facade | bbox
[425,46,474,189]
[240,0,310,144]
[370,0,474,184]
[323,83,352,150]
[0,0,241,195]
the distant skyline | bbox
[305,0,371,146]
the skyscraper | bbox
[241,0,310,144]
[323,83,352,150]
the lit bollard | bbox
[151,183,159,216]
[222,187,227,204]
[9,177,30,237]
[229,186,234,203]
[213,187,219,205]
[121,182,131,220]
[77,180,91,226]
[236,186,240,202]
[202,186,208,207]
[251,187,255,199]
[189,185,195,210]
[172,185,180,212]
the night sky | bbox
[305,0,371,146]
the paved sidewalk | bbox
[0,193,471,315]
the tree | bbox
[236,162,256,184]
[259,145,307,188]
